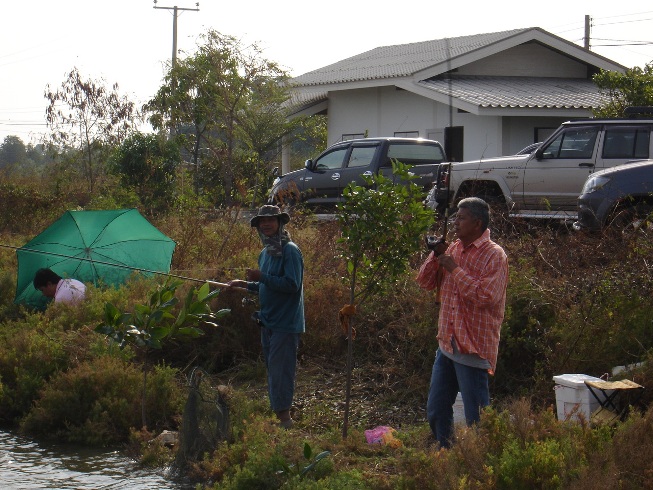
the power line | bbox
[0,122,47,127]
[593,41,653,47]
[592,10,653,22]
[551,10,653,36]
[593,17,653,28]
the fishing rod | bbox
[426,37,454,253]
[442,36,454,244]
[423,38,455,305]
[0,243,250,292]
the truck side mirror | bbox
[535,148,544,160]
[305,159,313,170]
[272,166,279,177]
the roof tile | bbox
[418,76,604,109]
[291,28,531,86]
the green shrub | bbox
[20,356,183,445]
[495,265,557,402]
[0,316,68,421]
[0,182,66,234]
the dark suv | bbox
[573,159,653,232]
[268,137,446,208]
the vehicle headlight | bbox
[271,177,280,187]
[582,175,611,194]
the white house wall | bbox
[327,86,568,160]
[328,87,451,145]
[501,116,568,154]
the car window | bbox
[602,127,650,159]
[385,143,445,168]
[541,127,599,159]
[314,147,348,170]
[347,146,378,168]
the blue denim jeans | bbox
[261,328,300,413]
[426,348,489,448]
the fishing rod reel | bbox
[241,296,257,307]
[425,235,448,256]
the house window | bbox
[394,131,419,138]
[535,127,557,143]
[342,133,365,141]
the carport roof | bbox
[417,75,605,109]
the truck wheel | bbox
[456,182,506,207]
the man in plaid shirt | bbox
[422,197,508,448]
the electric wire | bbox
[0,243,248,292]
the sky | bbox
[1,1,653,145]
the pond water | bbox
[0,429,193,489]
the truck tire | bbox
[455,181,506,206]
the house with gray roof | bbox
[284,27,624,171]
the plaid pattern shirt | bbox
[436,229,508,373]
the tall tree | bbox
[44,67,141,192]
[145,29,304,206]
[0,136,27,169]
[336,162,434,438]
[592,63,653,117]
[108,132,180,215]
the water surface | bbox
[0,429,192,489]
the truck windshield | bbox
[541,127,599,159]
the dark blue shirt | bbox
[247,242,305,333]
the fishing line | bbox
[0,243,249,292]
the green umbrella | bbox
[15,209,176,309]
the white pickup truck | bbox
[427,113,653,219]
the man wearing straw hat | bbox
[228,205,305,429]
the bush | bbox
[20,356,183,445]
[2,192,653,486]
[0,314,69,421]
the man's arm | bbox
[444,248,508,306]
[259,244,303,293]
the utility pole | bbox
[153,1,200,68]
[584,14,591,50]
[153,1,199,138]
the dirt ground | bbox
[225,353,429,432]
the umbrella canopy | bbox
[15,209,176,309]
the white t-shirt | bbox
[54,278,87,304]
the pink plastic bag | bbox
[364,426,402,447]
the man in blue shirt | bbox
[228,205,305,429]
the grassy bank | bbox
[1,204,652,489]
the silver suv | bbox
[428,109,653,219]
